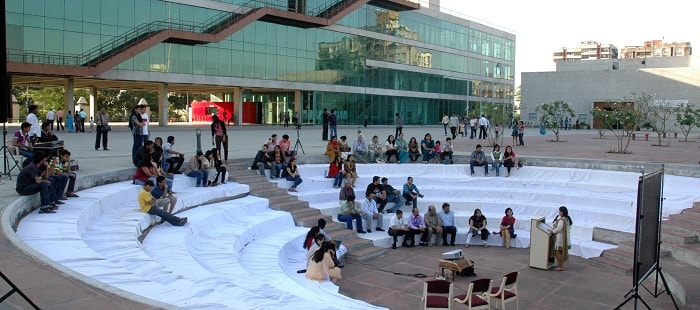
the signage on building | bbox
[653,99,688,108]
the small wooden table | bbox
[439,258,472,281]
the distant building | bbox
[620,40,692,59]
[553,41,618,62]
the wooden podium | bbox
[529,217,553,270]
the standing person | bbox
[575,118,580,130]
[395,113,403,138]
[549,206,573,271]
[26,105,41,140]
[223,111,229,125]
[94,107,110,151]
[16,152,57,213]
[293,111,300,129]
[441,113,449,135]
[66,110,75,133]
[138,180,187,226]
[478,114,489,139]
[56,109,64,131]
[440,203,457,246]
[329,109,337,138]
[72,109,81,132]
[511,119,519,146]
[211,148,227,184]
[402,176,424,208]
[363,113,368,128]
[564,117,570,130]
[322,109,329,141]
[448,113,459,139]
[130,106,146,161]
[465,209,489,247]
[210,115,229,163]
[283,111,290,127]
[469,116,478,139]
[140,103,150,140]
[500,207,516,248]
[46,108,56,131]
[518,121,525,146]
[79,109,87,132]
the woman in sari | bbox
[550,206,573,271]
[325,136,340,163]
[66,110,75,133]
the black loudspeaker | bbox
[0,0,10,123]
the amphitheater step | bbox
[682,206,700,218]
[346,245,388,262]
[267,193,299,205]
[693,201,700,209]
[327,228,359,241]
[617,240,634,252]
[661,227,698,244]
[661,242,700,269]
[589,256,632,276]
[602,248,634,266]
[250,186,288,198]
[323,221,347,233]
[592,227,634,245]
[294,214,332,227]
[231,173,266,183]
[662,220,700,237]
[288,207,321,220]
[668,213,700,226]
[341,237,375,252]
[271,200,309,212]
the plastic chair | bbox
[422,279,454,310]
[489,271,519,310]
[452,278,491,310]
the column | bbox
[294,90,301,124]
[89,87,97,120]
[233,87,242,126]
[64,78,75,116]
[158,83,169,126]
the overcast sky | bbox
[438,0,697,85]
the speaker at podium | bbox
[529,217,553,270]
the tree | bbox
[591,101,644,154]
[635,92,675,146]
[535,100,575,142]
[674,103,700,142]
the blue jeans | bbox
[332,173,344,187]
[49,174,68,202]
[386,193,406,213]
[470,161,488,175]
[286,175,303,189]
[273,163,286,179]
[19,148,33,168]
[132,134,144,161]
[330,125,337,138]
[492,162,502,176]
[146,205,183,226]
[337,213,363,231]
[17,182,51,207]
[187,170,209,187]
[422,150,436,162]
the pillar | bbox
[89,87,97,120]
[158,83,168,126]
[64,78,75,116]
[294,90,301,124]
[233,87,242,126]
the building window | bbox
[612,61,619,70]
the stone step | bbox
[589,256,632,276]
[288,207,321,220]
[341,237,375,252]
[693,201,700,209]
[271,200,309,212]
[680,208,700,220]
[231,173,266,183]
[669,213,700,226]
[592,227,634,245]
[244,180,277,191]
[234,169,258,176]
[267,193,298,205]
[615,240,672,257]
[323,221,347,233]
[327,228,358,241]
[661,228,699,244]
[661,242,700,269]
[662,220,700,237]
[602,248,634,266]
[294,214,332,227]
[250,186,288,198]
[346,246,388,262]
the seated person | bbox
[500,207,517,248]
[433,141,442,163]
[163,136,185,174]
[303,226,321,253]
[420,133,436,163]
[305,241,342,282]
[55,149,79,198]
[407,207,428,247]
[284,158,303,192]
[325,136,340,163]
[270,145,287,180]
[16,151,56,213]
[408,137,420,163]
[343,155,358,187]
[337,193,366,233]
[266,134,278,150]
[469,144,489,176]
[338,136,351,153]
[440,203,457,246]
[352,134,368,164]
[203,150,219,186]
[327,157,344,188]
[138,180,187,226]
[503,145,517,177]
[402,176,424,208]
[381,177,405,213]
[153,137,166,171]
[41,152,68,208]
[250,144,273,177]
[211,148,227,184]
[38,121,59,143]
[151,176,177,214]
[185,151,209,187]
[368,135,383,163]
[388,210,409,249]
[441,137,454,164]
[491,144,503,176]
[424,205,443,246]
[466,208,489,247]
[360,191,384,233]
[384,135,399,163]
[133,140,154,167]
[12,122,34,167]
[278,134,295,158]
[133,150,172,191]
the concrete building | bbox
[521,55,700,128]
[621,40,692,59]
[6,0,515,126]
[553,41,618,62]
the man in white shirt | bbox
[46,109,56,131]
[141,106,150,139]
[478,114,490,139]
[163,136,185,173]
[26,105,41,140]
[360,191,384,233]
[388,210,409,249]
[448,113,460,139]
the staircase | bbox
[228,159,387,261]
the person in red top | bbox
[325,136,340,163]
[503,146,517,177]
[278,134,295,158]
[327,157,344,188]
[500,207,516,248]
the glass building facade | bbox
[6,0,515,125]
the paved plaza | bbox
[1,122,699,309]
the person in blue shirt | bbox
[440,203,457,246]
[402,176,424,209]
[151,176,177,214]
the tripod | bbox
[293,127,305,155]
[1,122,20,179]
